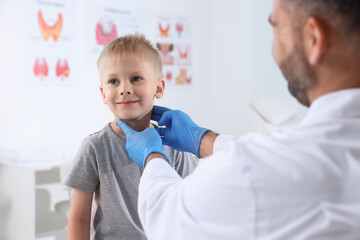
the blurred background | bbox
[0,0,306,239]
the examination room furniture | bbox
[0,157,70,240]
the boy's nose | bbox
[120,86,133,95]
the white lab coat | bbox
[139,88,360,240]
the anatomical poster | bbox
[24,0,77,87]
[155,15,192,86]
[85,4,151,64]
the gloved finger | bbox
[157,110,175,126]
[155,127,166,137]
[154,128,171,146]
[116,119,137,138]
[151,105,172,122]
[160,137,171,148]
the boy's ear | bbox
[99,86,107,104]
[155,79,165,99]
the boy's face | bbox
[99,55,165,121]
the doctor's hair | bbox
[282,0,360,36]
[97,33,162,80]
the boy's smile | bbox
[99,55,165,131]
[117,100,140,106]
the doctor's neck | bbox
[306,36,360,106]
[307,71,360,106]
[308,65,360,105]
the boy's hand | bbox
[116,120,169,168]
[151,106,210,158]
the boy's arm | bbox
[174,151,197,178]
[68,189,94,240]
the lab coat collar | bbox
[300,88,360,126]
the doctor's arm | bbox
[151,106,219,159]
[198,130,219,158]
[145,127,219,163]
[145,130,218,166]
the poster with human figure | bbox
[24,0,77,87]
[155,15,192,86]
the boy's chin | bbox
[115,114,149,123]
[115,109,152,122]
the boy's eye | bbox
[131,76,142,83]
[109,79,119,85]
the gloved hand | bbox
[151,106,210,158]
[116,119,169,168]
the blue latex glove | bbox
[116,119,169,168]
[151,106,210,158]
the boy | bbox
[64,34,197,239]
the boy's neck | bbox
[110,114,153,140]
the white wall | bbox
[210,0,252,135]
[249,0,290,101]
[0,0,214,158]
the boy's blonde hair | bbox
[97,33,162,82]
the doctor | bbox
[117,0,360,239]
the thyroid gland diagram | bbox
[178,47,189,59]
[56,59,70,79]
[96,17,118,45]
[175,68,191,85]
[34,58,49,79]
[157,43,174,65]
[159,23,170,37]
[165,71,173,81]
[176,23,183,37]
[38,10,63,42]
[176,45,191,65]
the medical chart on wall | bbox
[155,14,192,86]
[84,5,193,86]
[85,4,151,64]
[24,0,77,87]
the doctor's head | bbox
[270,0,360,107]
[97,34,165,122]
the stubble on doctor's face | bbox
[270,0,316,107]
[280,38,316,107]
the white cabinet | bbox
[0,160,69,240]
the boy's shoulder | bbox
[163,145,198,174]
[85,125,107,141]
[83,123,120,147]
[163,145,194,161]
[163,145,177,156]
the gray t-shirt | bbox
[64,123,197,240]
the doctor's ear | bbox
[302,17,328,65]
[155,79,165,99]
